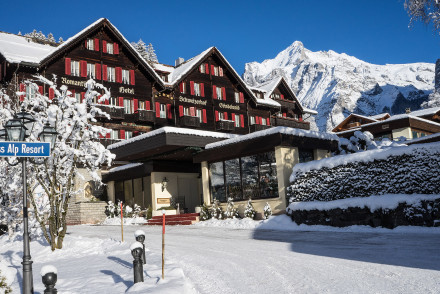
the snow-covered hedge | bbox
[287,142,440,202]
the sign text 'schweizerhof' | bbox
[0,142,51,157]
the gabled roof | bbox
[332,113,378,133]
[0,31,57,65]
[39,18,165,88]
[160,47,280,109]
[407,107,440,118]
[369,113,390,120]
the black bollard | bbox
[40,265,57,294]
[134,230,146,265]
[131,242,144,283]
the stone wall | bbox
[291,199,440,228]
[66,201,107,225]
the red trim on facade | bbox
[116,67,122,83]
[106,132,110,139]
[155,102,160,117]
[49,88,55,100]
[240,114,244,127]
[202,109,207,123]
[102,65,107,81]
[167,104,172,119]
[267,118,270,125]
[130,70,135,85]
[38,86,43,95]
[239,92,244,103]
[280,94,284,100]
[96,64,101,80]
[212,85,217,99]
[211,65,215,75]
[146,101,150,110]
[205,63,209,74]
[133,99,138,112]
[114,43,119,54]
[120,129,125,140]
[224,112,228,120]
[222,87,226,101]
[190,81,195,95]
[80,60,87,77]
[94,38,100,51]
[65,58,71,75]
[179,82,184,93]
[102,40,107,53]
[118,97,124,107]
[19,83,25,101]
[179,105,184,117]
[200,83,204,97]
[232,113,235,122]
[215,110,219,121]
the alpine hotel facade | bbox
[0,19,338,220]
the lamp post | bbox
[1,109,57,294]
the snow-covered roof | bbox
[332,128,361,135]
[369,113,390,120]
[205,126,338,150]
[108,162,144,173]
[0,31,57,64]
[152,62,174,73]
[407,132,440,144]
[108,126,238,150]
[407,107,440,117]
[303,107,318,115]
[363,113,440,128]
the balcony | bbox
[271,117,310,130]
[249,124,272,132]
[346,121,361,129]
[273,98,297,110]
[95,105,125,120]
[181,115,201,128]
[216,120,235,132]
[134,109,155,123]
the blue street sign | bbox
[0,142,51,157]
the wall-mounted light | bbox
[161,177,169,192]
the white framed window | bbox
[194,83,201,96]
[107,43,114,54]
[218,112,224,120]
[214,66,219,76]
[199,64,205,73]
[235,114,240,127]
[86,39,94,50]
[216,87,222,100]
[250,116,255,125]
[122,69,130,85]
[71,61,80,77]
[26,85,36,99]
[75,93,81,103]
[160,104,167,118]
[261,118,267,126]
[125,131,133,140]
[139,100,145,110]
[110,129,119,140]
[87,63,95,79]
[183,107,190,116]
[180,82,186,94]
[196,109,202,122]
[123,98,133,114]
[107,67,115,82]
[234,92,240,103]
[108,97,117,106]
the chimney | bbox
[405,108,411,114]
[175,57,184,67]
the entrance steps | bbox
[145,213,200,226]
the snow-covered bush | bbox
[288,143,440,202]
[199,203,211,221]
[0,270,12,294]
[225,197,239,219]
[105,201,117,218]
[263,202,272,219]
[244,198,256,219]
[209,199,223,219]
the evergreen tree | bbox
[59,37,64,43]
[146,43,159,63]
[405,0,440,34]
[199,203,211,221]
[244,198,256,219]
[263,202,272,219]
[209,199,223,219]
[225,197,239,218]
[47,33,56,43]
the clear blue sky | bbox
[2,0,439,74]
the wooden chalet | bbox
[0,18,338,219]
[333,108,440,141]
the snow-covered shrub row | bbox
[287,142,440,202]
[105,201,141,218]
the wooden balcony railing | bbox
[95,105,125,120]
[271,117,310,130]
[181,115,201,128]
[216,120,235,132]
[249,124,272,132]
[134,109,155,123]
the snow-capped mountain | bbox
[243,41,435,132]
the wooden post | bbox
[162,209,165,279]
[121,202,124,242]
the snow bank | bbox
[194,217,262,229]
[101,217,146,225]
[288,194,440,213]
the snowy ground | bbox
[2,216,440,293]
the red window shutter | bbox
[200,83,204,97]
[85,40,88,48]
[190,81,195,95]
[256,116,260,125]
[240,114,244,127]
[167,104,172,119]
[49,88,55,100]
[116,67,122,83]
[80,60,87,77]
[105,97,109,105]
[212,85,217,99]
[215,110,219,122]
[133,99,138,112]
[222,87,226,101]
[224,112,228,120]
[19,83,25,101]
[267,118,271,125]
[203,109,207,123]
[232,113,235,122]
[190,107,195,117]
[65,58,71,75]
[205,63,209,74]
[130,70,135,85]
[102,65,107,81]
[239,92,244,103]
[102,40,107,53]
[114,43,119,54]
[120,129,125,140]
[118,97,124,107]
[146,101,150,110]
[219,67,223,77]
[94,38,99,51]
[95,64,101,80]
[280,94,284,100]
[299,116,303,122]
[179,105,184,117]
[97,95,102,104]
[99,133,104,139]
[179,82,184,93]
[211,65,215,75]
[106,132,110,139]
[38,86,43,95]
[133,131,139,137]
[155,102,160,117]
[283,113,287,118]
[81,92,85,103]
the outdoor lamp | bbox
[38,122,58,147]
[161,177,169,192]
[15,109,35,137]
[4,118,26,141]
[0,129,6,141]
